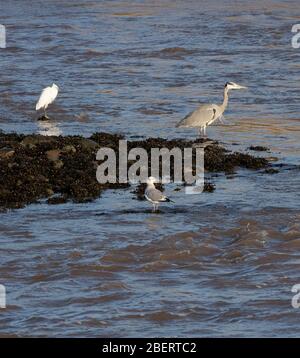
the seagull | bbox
[176,82,247,136]
[145,177,174,212]
[35,83,59,119]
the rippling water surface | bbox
[0,0,300,337]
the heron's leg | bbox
[218,115,225,124]
[199,127,206,138]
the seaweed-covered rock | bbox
[0,148,15,159]
[248,145,269,152]
[0,132,270,210]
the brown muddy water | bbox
[0,0,300,337]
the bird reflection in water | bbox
[37,120,62,136]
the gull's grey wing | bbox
[145,187,167,202]
[176,104,220,128]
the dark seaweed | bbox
[0,132,269,209]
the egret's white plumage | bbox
[145,177,173,212]
[36,83,59,118]
[176,82,247,136]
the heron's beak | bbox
[235,84,247,90]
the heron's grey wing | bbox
[145,188,166,202]
[176,104,218,128]
[176,110,195,127]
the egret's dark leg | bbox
[44,108,49,119]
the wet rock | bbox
[37,115,51,121]
[46,149,61,162]
[90,132,124,148]
[265,156,279,162]
[0,132,24,149]
[0,148,15,159]
[264,168,279,174]
[47,195,68,205]
[0,131,270,210]
[248,145,269,152]
[229,152,268,170]
[53,160,64,169]
[62,145,76,154]
[20,135,57,148]
[46,188,55,196]
[203,182,215,192]
[78,138,99,151]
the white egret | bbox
[35,83,59,119]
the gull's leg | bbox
[203,126,207,137]
[152,203,155,213]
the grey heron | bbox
[36,83,59,119]
[176,82,247,136]
[145,177,174,212]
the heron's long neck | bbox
[220,88,229,113]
